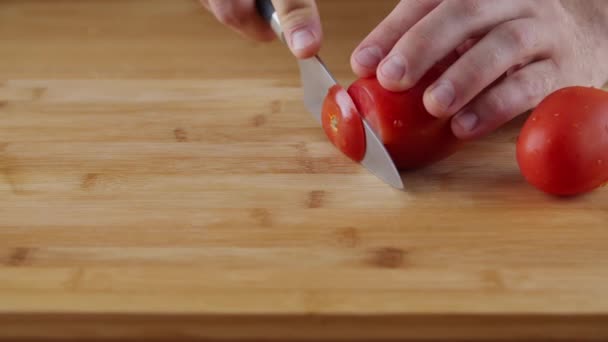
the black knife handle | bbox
[255,0,284,41]
[255,0,275,23]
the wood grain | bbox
[1,0,607,340]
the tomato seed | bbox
[330,114,339,132]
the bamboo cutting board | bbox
[1,0,607,340]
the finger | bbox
[271,0,322,58]
[350,0,442,78]
[451,59,561,140]
[208,0,275,42]
[423,18,554,118]
[200,0,210,10]
[377,0,534,91]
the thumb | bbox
[271,0,322,58]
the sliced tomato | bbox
[321,84,366,162]
[347,53,462,170]
[516,86,608,196]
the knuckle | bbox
[408,29,433,54]
[513,63,558,106]
[482,48,503,71]
[546,60,568,90]
[501,23,536,51]
[511,71,537,102]
[279,7,316,30]
[382,19,407,43]
[458,60,485,88]
[277,0,315,14]
[457,0,485,18]
[482,89,510,121]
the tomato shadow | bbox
[399,160,526,196]
[398,117,529,196]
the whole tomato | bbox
[346,53,462,170]
[516,86,608,196]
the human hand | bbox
[201,0,322,58]
[350,0,608,139]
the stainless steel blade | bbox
[360,119,404,190]
[297,57,335,124]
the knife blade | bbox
[255,0,404,190]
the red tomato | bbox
[516,86,608,196]
[347,53,462,170]
[321,84,366,162]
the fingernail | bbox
[380,55,407,81]
[455,111,479,132]
[354,46,383,68]
[427,80,455,111]
[291,29,315,51]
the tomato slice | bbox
[321,85,366,162]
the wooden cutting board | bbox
[1,0,607,340]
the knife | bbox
[255,0,404,190]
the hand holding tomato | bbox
[350,0,608,140]
[347,54,462,170]
[322,53,462,170]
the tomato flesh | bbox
[516,86,608,196]
[321,85,366,162]
[347,53,462,170]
